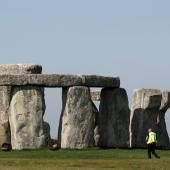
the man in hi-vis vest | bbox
[146,128,160,159]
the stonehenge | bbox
[0,64,170,150]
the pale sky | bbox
[0,0,170,138]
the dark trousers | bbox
[147,142,160,159]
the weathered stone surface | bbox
[0,87,11,147]
[91,91,101,101]
[130,89,170,149]
[0,64,42,74]
[98,88,130,148]
[43,122,51,147]
[59,86,96,149]
[81,75,120,87]
[0,74,120,88]
[9,86,47,149]
[94,126,100,146]
[0,64,42,148]
[92,102,99,146]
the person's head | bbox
[148,128,152,133]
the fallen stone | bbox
[50,144,59,151]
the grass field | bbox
[0,149,169,170]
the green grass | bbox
[0,149,169,170]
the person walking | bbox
[146,128,160,159]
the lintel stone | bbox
[0,74,120,88]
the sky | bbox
[0,0,170,138]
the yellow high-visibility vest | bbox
[146,132,157,144]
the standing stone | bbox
[130,89,170,149]
[9,86,46,149]
[0,87,11,147]
[0,64,42,148]
[59,86,96,149]
[91,101,99,146]
[90,91,101,146]
[90,91,101,101]
[94,126,100,146]
[98,88,130,148]
[43,121,51,147]
[158,91,170,148]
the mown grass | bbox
[0,149,169,170]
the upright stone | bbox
[59,86,96,149]
[0,64,42,148]
[0,87,11,147]
[98,88,130,148]
[9,86,46,149]
[43,121,51,147]
[130,89,170,149]
[90,91,101,101]
[158,91,170,148]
